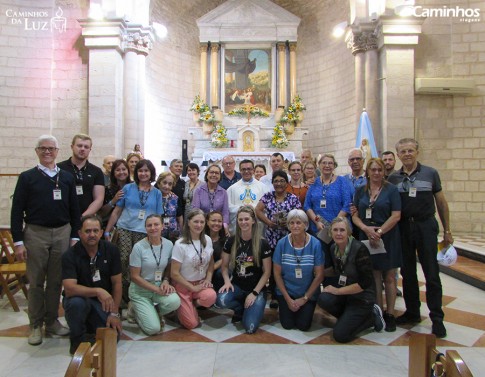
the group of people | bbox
[11,134,453,356]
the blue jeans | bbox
[63,296,110,343]
[216,285,266,334]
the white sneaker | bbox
[28,326,43,345]
[45,320,70,336]
[126,302,137,324]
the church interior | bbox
[1,0,485,376]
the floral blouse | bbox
[259,191,302,250]
[162,192,182,239]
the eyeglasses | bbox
[273,180,287,185]
[223,161,235,166]
[240,168,254,172]
[289,168,301,172]
[348,157,362,162]
[320,162,334,166]
[37,147,58,153]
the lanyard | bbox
[139,188,150,207]
[89,253,99,276]
[191,240,203,265]
[291,234,306,265]
[149,240,163,268]
[368,185,383,208]
[38,167,60,189]
[208,190,216,212]
[72,163,87,184]
[321,174,334,199]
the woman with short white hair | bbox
[272,209,324,331]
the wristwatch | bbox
[376,228,383,235]
[110,312,120,318]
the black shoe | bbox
[396,288,403,297]
[384,313,396,332]
[373,304,385,332]
[231,314,243,324]
[69,334,96,356]
[69,341,81,356]
[432,321,447,338]
[269,299,278,309]
[395,312,421,325]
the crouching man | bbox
[62,214,122,355]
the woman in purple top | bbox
[192,164,230,235]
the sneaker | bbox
[384,312,396,332]
[373,304,385,332]
[45,320,70,336]
[28,326,43,346]
[126,302,136,324]
[395,311,421,325]
[432,321,447,338]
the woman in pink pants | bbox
[171,209,216,329]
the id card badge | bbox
[320,199,327,208]
[92,269,101,282]
[154,271,162,282]
[365,208,372,219]
[409,187,417,197]
[295,267,303,279]
[240,265,246,276]
[53,189,62,200]
[138,209,146,220]
[76,185,83,195]
[338,274,347,286]
[199,265,205,275]
[163,217,170,226]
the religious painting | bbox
[242,130,255,152]
[224,48,272,114]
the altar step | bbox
[439,234,485,291]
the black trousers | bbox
[276,295,317,331]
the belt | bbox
[404,215,434,222]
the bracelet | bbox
[163,277,170,282]
[109,201,115,208]
[109,312,120,318]
[252,290,259,296]
[444,230,452,234]
[303,295,308,301]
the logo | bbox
[5,6,67,32]
[395,4,481,23]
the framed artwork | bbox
[223,47,272,114]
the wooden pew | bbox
[64,327,117,377]
[408,333,473,377]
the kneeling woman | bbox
[317,217,385,343]
[273,209,324,331]
[171,209,216,329]
[217,206,271,334]
[129,215,181,335]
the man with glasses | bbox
[227,159,269,232]
[219,155,242,190]
[58,134,105,217]
[388,138,453,338]
[344,148,366,190]
[62,215,122,355]
[11,135,81,346]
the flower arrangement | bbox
[210,124,229,148]
[199,110,216,123]
[190,95,210,114]
[289,95,306,112]
[271,123,289,149]
[228,105,269,117]
[280,95,306,124]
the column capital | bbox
[210,44,220,53]
[124,25,154,55]
[288,42,297,52]
[277,42,286,52]
[346,31,377,55]
[200,43,208,53]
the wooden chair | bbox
[65,327,117,377]
[408,333,473,377]
[0,228,28,312]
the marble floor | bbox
[1,265,485,376]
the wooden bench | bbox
[0,228,28,312]
[409,333,473,376]
[64,327,117,377]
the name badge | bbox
[53,189,62,200]
[76,185,83,195]
[295,267,303,279]
[138,209,146,220]
[366,208,372,219]
[92,269,101,282]
[320,199,327,208]
[154,271,162,282]
[338,274,347,286]
[199,266,205,275]
[163,217,170,226]
[409,187,417,197]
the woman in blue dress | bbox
[352,158,402,332]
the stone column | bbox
[200,43,208,101]
[378,16,423,151]
[79,19,127,161]
[347,33,366,126]
[277,42,287,107]
[210,43,219,108]
[123,26,152,155]
[364,32,379,151]
[289,42,297,101]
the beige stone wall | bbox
[413,0,485,233]
[0,0,88,224]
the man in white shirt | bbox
[260,152,288,190]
